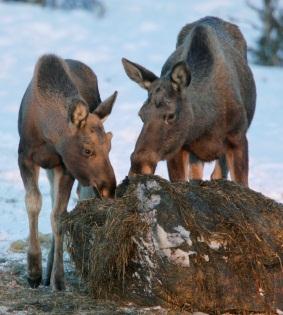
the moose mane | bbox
[34,54,79,100]
[177,17,247,59]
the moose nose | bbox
[101,187,112,198]
[129,164,154,176]
[100,185,115,198]
[130,151,157,176]
[97,176,116,199]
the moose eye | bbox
[164,113,176,124]
[83,148,93,157]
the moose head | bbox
[122,58,192,175]
[57,91,117,197]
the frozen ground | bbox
[0,0,282,258]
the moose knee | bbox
[25,189,42,215]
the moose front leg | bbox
[18,155,42,288]
[226,135,249,186]
[44,169,55,286]
[50,166,74,290]
[167,149,189,182]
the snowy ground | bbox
[0,0,282,257]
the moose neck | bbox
[182,81,218,146]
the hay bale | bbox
[63,175,283,313]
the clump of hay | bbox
[63,176,283,313]
[63,188,149,298]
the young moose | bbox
[122,16,256,186]
[18,54,117,290]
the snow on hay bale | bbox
[62,175,283,313]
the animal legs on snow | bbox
[49,166,74,290]
[18,155,42,288]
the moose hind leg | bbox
[211,155,228,180]
[50,166,74,290]
[18,156,42,288]
[188,153,204,180]
[226,135,249,186]
[167,149,189,182]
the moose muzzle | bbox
[129,150,158,176]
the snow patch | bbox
[154,224,196,267]
[146,180,161,191]
[136,181,161,211]
[197,235,227,250]
[162,248,196,267]
[0,232,9,242]
[208,240,224,250]
[130,206,159,295]
[155,224,185,249]
[259,287,264,297]
[131,235,155,295]
[174,225,193,246]
[132,272,140,280]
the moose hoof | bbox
[51,277,65,291]
[27,275,42,288]
[52,280,65,291]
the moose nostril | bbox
[101,188,110,198]
[168,113,175,120]
[99,179,116,199]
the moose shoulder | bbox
[18,54,117,290]
[122,16,256,186]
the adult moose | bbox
[18,54,117,290]
[122,16,256,186]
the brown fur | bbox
[18,54,117,290]
[122,16,256,186]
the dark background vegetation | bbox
[248,0,283,66]
[3,0,105,16]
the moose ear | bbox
[69,101,89,128]
[170,61,191,91]
[94,91,118,123]
[122,58,158,90]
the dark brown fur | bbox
[122,16,256,186]
[18,54,117,290]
